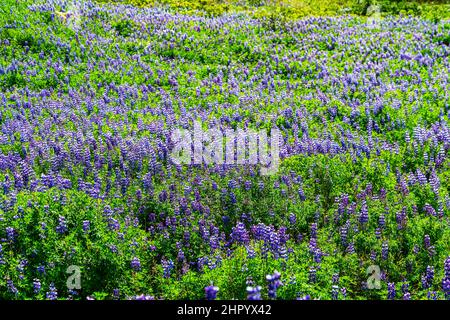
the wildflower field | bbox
[0,0,449,300]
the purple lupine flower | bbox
[246,286,262,300]
[246,245,256,259]
[258,181,264,191]
[205,284,219,300]
[82,220,90,232]
[421,266,434,289]
[266,271,282,299]
[332,273,340,284]
[177,249,185,262]
[113,289,120,300]
[378,213,385,228]
[309,267,317,283]
[375,228,382,239]
[346,242,356,254]
[309,237,317,253]
[396,207,407,230]
[162,258,174,278]
[6,227,16,241]
[68,290,79,300]
[289,213,296,225]
[401,282,409,294]
[313,249,322,263]
[443,257,450,299]
[33,278,41,294]
[7,280,18,295]
[310,223,317,238]
[416,169,427,185]
[429,170,440,195]
[229,191,237,204]
[341,287,347,299]
[298,187,306,201]
[56,216,67,234]
[387,282,396,300]
[340,226,348,246]
[443,278,450,300]
[0,244,4,265]
[400,282,410,300]
[423,204,437,217]
[369,250,377,262]
[230,222,249,245]
[382,242,389,260]
[37,265,45,274]
[399,178,409,195]
[133,294,155,300]
[331,285,339,300]
[424,235,431,248]
[359,201,368,225]
[46,283,57,300]
[131,257,141,271]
